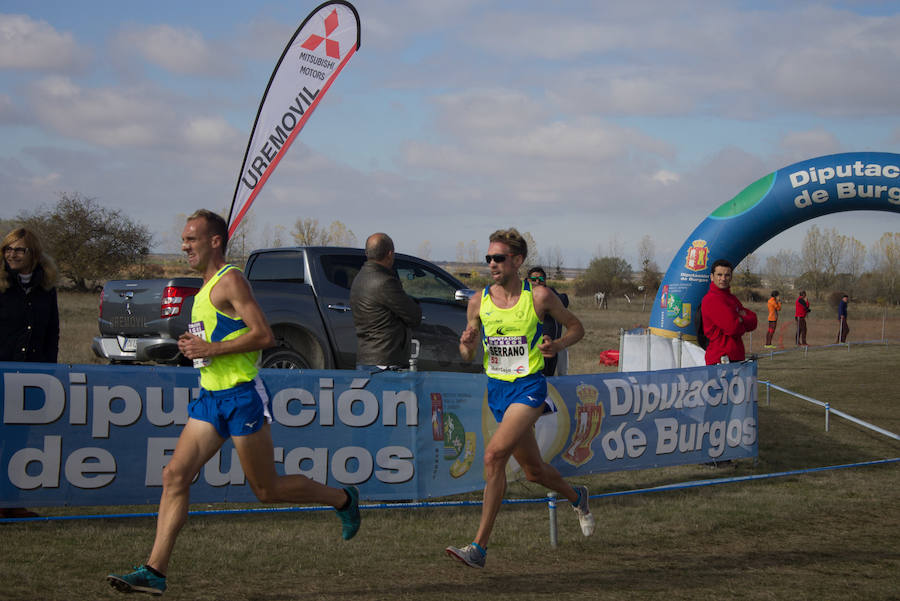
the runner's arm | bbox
[535,286,584,356]
[459,293,482,362]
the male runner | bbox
[107,210,360,595]
[446,228,593,569]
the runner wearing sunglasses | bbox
[446,228,592,569]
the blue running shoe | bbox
[336,486,361,540]
[107,565,166,596]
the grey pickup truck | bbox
[92,246,481,372]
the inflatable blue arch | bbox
[650,152,900,339]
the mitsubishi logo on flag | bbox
[301,9,342,58]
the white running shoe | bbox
[573,485,595,536]
[445,543,486,568]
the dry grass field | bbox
[3,291,896,600]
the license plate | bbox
[117,336,138,352]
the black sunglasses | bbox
[485,254,514,264]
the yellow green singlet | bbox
[191,264,259,391]
[480,279,544,381]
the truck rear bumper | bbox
[92,336,183,364]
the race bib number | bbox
[486,335,528,376]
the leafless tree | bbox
[417,240,432,260]
[456,241,466,264]
[291,218,356,247]
[260,223,287,248]
[870,232,900,303]
[840,236,866,292]
[467,240,480,265]
[326,221,357,247]
[543,244,565,279]
[765,249,799,293]
[292,217,325,245]
[800,225,830,299]
[735,253,760,298]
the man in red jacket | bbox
[701,259,758,365]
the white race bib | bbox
[486,335,528,376]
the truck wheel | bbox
[261,347,311,370]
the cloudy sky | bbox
[1,0,899,270]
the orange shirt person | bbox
[765,290,781,348]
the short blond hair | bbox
[488,228,527,258]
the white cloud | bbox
[653,170,680,185]
[0,14,86,70]
[778,129,841,158]
[433,88,547,133]
[183,116,236,148]
[28,76,172,147]
[0,93,26,124]
[114,24,232,76]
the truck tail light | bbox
[161,286,200,318]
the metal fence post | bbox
[645,330,651,371]
[676,332,683,369]
[547,493,558,548]
[825,402,830,432]
[617,328,625,373]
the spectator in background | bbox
[700,259,758,365]
[527,266,569,376]
[837,293,850,343]
[795,290,810,346]
[764,290,781,349]
[350,232,422,371]
[0,227,59,519]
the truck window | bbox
[319,255,365,290]
[247,250,305,282]
[395,259,459,302]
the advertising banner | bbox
[227,1,361,236]
[650,152,900,339]
[1,362,757,507]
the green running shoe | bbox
[336,486,361,540]
[107,565,166,596]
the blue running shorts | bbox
[188,377,272,438]
[487,372,556,423]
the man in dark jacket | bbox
[700,259,758,365]
[836,293,849,343]
[527,266,569,376]
[350,233,422,370]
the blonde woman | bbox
[1,227,59,518]
[1,227,59,363]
